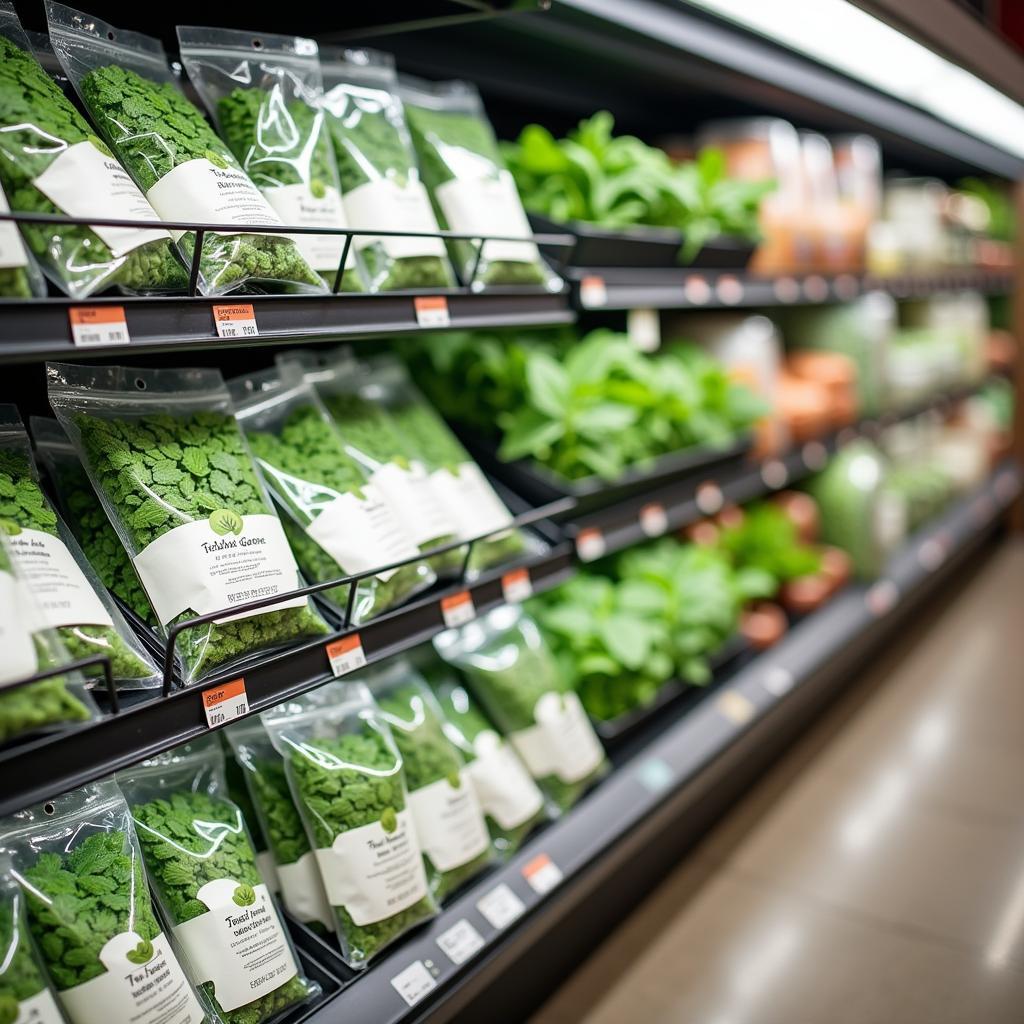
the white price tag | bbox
[717,690,755,725]
[213,303,258,338]
[762,666,795,697]
[579,275,607,308]
[436,919,485,966]
[684,274,711,304]
[773,277,800,303]
[522,853,562,895]
[760,460,788,490]
[636,756,673,793]
[575,527,606,562]
[414,296,451,327]
[715,274,744,305]
[326,633,367,676]
[866,580,898,616]
[441,590,475,628]
[476,884,526,931]
[501,568,533,604]
[917,538,946,572]
[627,307,661,352]
[69,305,130,347]
[639,502,668,538]
[803,275,829,302]
[202,677,249,729]
[695,481,724,515]
[390,961,436,1007]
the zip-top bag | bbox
[0,178,46,298]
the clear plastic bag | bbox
[177,27,363,292]
[0,179,46,299]
[434,604,608,813]
[47,362,330,686]
[400,76,560,292]
[224,718,334,934]
[261,681,437,969]
[46,3,324,296]
[117,737,319,1024]
[229,363,434,624]
[368,659,494,901]
[0,2,186,298]
[0,779,207,1024]
[318,47,455,292]
[0,408,159,690]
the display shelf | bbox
[287,459,1021,1024]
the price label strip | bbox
[326,633,367,677]
[522,853,563,895]
[69,305,129,347]
[414,296,451,327]
[212,303,258,338]
[441,590,475,628]
[436,919,485,966]
[202,677,249,729]
[501,568,533,603]
[476,883,526,931]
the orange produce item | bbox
[786,350,859,427]
[779,573,831,614]
[776,373,831,441]
[818,545,853,594]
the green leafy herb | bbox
[716,503,821,589]
[0,883,50,1014]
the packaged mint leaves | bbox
[401,77,558,291]
[230,364,434,624]
[262,682,437,969]
[435,605,608,813]
[0,180,46,299]
[0,408,159,690]
[220,733,279,895]
[0,4,185,299]
[319,48,455,292]
[369,661,493,901]
[119,738,318,1024]
[47,363,329,686]
[178,28,363,292]
[1,780,206,1024]
[47,4,324,296]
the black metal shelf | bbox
[285,460,1021,1024]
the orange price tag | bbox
[68,305,129,347]
[579,275,607,308]
[576,527,606,562]
[522,853,563,894]
[202,677,248,728]
[213,303,258,338]
[441,590,475,628]
[639,502,668,538]
[502,568,532,603]
[414,295,451,327]
[326,633,367,677]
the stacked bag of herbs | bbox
[47,362,329,685]
[0,179,45,298]
[47,3,323,296]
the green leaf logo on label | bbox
[126,938,154,965]
[209,508,243,536]
[232,883,257,907]
[446,771,461,789]
[205,149,229,170]
[380,807,398,833]
[310,177,327,199]
[0,519,20,536]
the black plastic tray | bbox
[688,235,757,270]
[528,212,684,268]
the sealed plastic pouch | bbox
[0,779,207,1024]
[46,362,330,685]
[0,180,46,298]
[435,604,608,812]
[177,27,362,292]
[318,48,455,292]
[262,682,437,968]
[229,364,434,624]
[401,76,559,291]
[368,659,493,900]
[117,737,318,1024]
[46,3,324,296]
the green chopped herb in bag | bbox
[47,4,324,296]
[1,780,207,1024]
[220,733,278,895]
[262,683,437,969]
[119,738,318,1024]
[0,179,45,299]
[319,47,454,292]
[47,362,329,686]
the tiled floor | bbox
[532,537,1024,1024]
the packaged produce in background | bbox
[177,27,363,292]
[420,654,546,856]
[434,604,608,812]
[401,76,558,290]
[0,3,186,298]
[318,47,455,291]
[368,659,494,901]
[47,362,330,686]
[224,719,334,934]
[118,738,318,1024]
[231,363,434,624]
[262,682,437,969]
[47,3,324,296]
[0,408,160,689]
[0,179,46,298]
[0,780,206,1024]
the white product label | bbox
[212,304,258,339]
[342,178,446,259]
[256,851,280,893]
[14,990,63,1024]
[0,571,38,686]
[407,770,490,873]
[466,731,544,830]
[6,528,113,631]
[0,186,29,270]
[370,462,455,549]
[201,678,249,729]
[434,171,539,265]
[510,692,605,785]
[173,881,296,1013]
[58,931,204,1024]
[389,961,436,1008]
[874,491,907,555]
[277,851,335,932]
[306,489,419,583]
[476,883,525,931]
[33,141,169,258]
[145,158,284,242]
[68,306,130,347]
[132,514,306,627]
[436,919,484,965]
[429,464,514,542]
[264,183,352,272]
[315,809,428,927]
